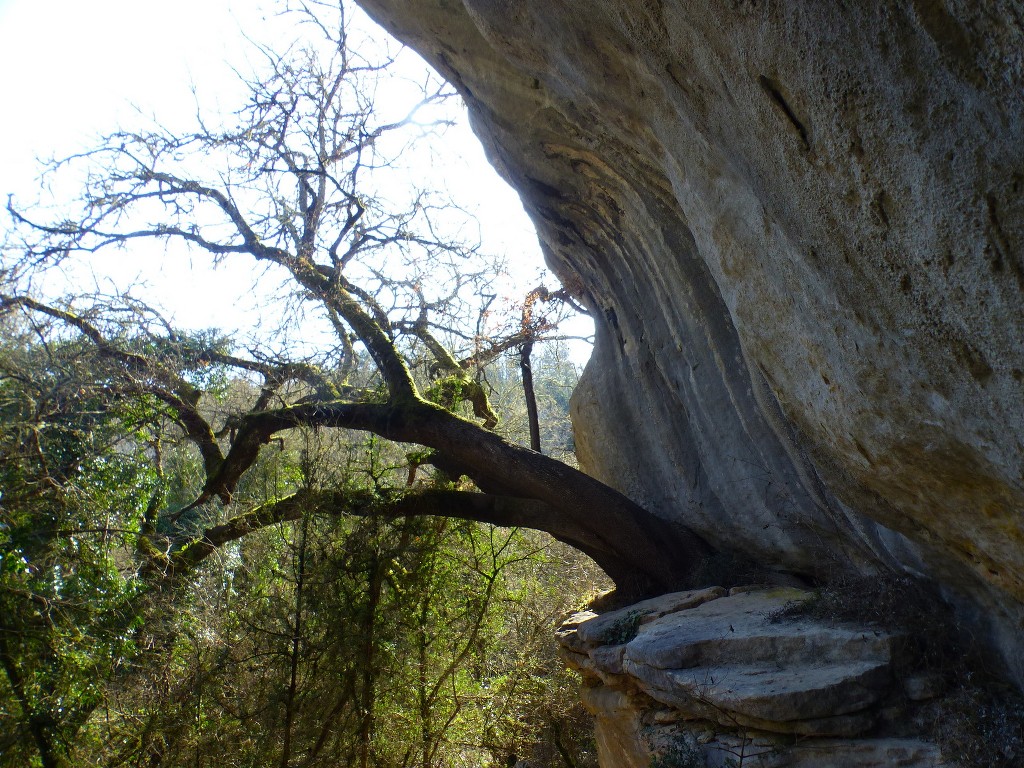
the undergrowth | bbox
[768,574,943,631]
[921,683,1024,767]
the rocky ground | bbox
[557,586,957,767]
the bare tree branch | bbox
[4,0,711,596]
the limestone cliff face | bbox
[356,0,1024,683]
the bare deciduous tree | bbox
[3,0,710,597]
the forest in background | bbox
[0,325,603,767]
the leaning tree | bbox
[3,0,710,596]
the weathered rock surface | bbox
[700,734,947,768]
[559,587,951,767]
[356,0,1024,686]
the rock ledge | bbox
[557,587,951,767]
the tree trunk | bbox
[417,591,433,768]
[520,340,542,453]
[330,400,712,595]
[358,549,385,768]
[279,513,309,768]
[213,398,713,596]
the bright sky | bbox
[0,0,592,358]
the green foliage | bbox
[605,610,643,645]
[0,274,598,768]
[0,316,601,767]
[425,374,470,409]
[0,323,155,766]
[83,511,600,768]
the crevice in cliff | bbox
[757,75,811,152]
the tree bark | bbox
[328,401,710,594]
[358,550,384,768]
[279,513,309,768]
[185,395,713,596]
[520,339,542,453]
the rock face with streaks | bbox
[557,587,951,767]
[353,0,1024,686]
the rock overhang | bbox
[354,0,1024,686]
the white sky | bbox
[0,0,592,358]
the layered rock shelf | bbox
[557,587,951,767]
